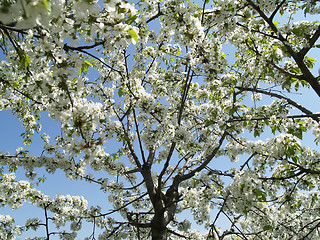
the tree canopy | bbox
[0,0,320,239]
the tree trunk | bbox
[151,210,168,240]
[151,223,167,240]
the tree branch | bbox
[299,24,320,57]
[146,3,163,23]
[95,193,148,217]
[133,108,146,164]
[270,0,287,21]
[246,0,320,97]
[178,131,227,182]
[235,86,319,121]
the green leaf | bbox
[290,66,302,74]
[304,56,316,69]
[292,28,303,37]
[35,175,47,186]
[25,55,31,70]
[42,0,51,15]
[118,7,126,14]
[20,53,31,71]
[118,87,124,97]
[229,107,236,115]
[84,60,93,67]
[123,135,130,144]
[78,60,93,76]
[127,28,139,44]
[254,129,260,137]
[21,132,33,145]
[292,156,299,163]
[204,119,213,127]
[263,225,273,231]
[253,189,267,202]
[126,15,137,25]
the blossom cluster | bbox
[1,0,320,239]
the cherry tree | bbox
[0,0,320,239]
